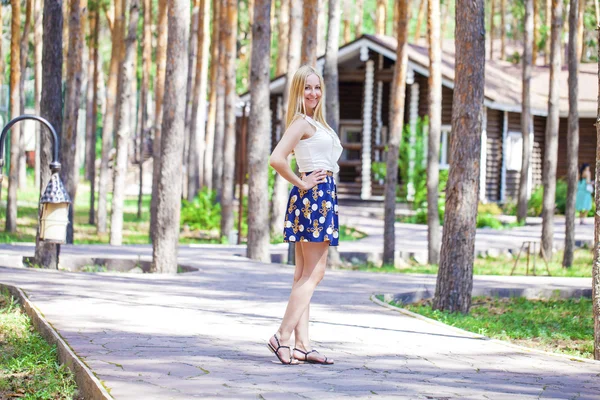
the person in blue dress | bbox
[575,163,593,225]
[267,65,342,365]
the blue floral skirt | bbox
[283,171,339,246]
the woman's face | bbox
[583,166,591,178]
[304,74,322,112]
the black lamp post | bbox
[0,115,71,244]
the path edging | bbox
[370,294,600,366]
[0,283,114,400]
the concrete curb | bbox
[370,294,600,366]
[0,283,114,400]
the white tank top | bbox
[294,115,343,174]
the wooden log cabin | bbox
[237,34,598,203]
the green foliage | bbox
[371,161,386,184]
[0,290,79,398]
[398,117,428,205]
[476,213,503,229]
[180,187,221,232]
[400,296,593,359]
[477,202,503,216]
[528,179,568,216]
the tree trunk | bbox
[85,6,97,184]
[500,0,506,59]
[151,0,189,273]
[533,0,539,65]
[97,0,124,234]
[60,0,86,244]
[137,0,152,217]
[203,0,219,190]
[6,0,22,233]
[427,0,441,265]
[34,0,43,191]
[317,0,327,56]
[110,0,139,246]
[518,0,534,223]
[87,7,99,225]
[376,0,387,35]
[563,0,580,268]
[546,0,552,64]
[19,0,33,189]
[440,0,450,40]
[593,23,600,360]
[489,0,495,59]
[382,1,409,266]
[187,0,209,201]
[219,0,238,241]
[541,0,563,260]
[414,0,427,42]
[355,0,364,37]
[576,0,584,62]
[35,0,63,269]
[150,0,168,241]
[343,0,352,43]
[432,0,485,314]
[246,0,272,262]
[183,0,200,200]
[270,0,302,238]
[324,0,343,267]
[212,0,226,197]
[277,0,289,72]
[301,0,318,66]
[62,0,69,74]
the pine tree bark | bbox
[541,0,563,260]
[151,0,189,273]
[355,0,364,36]
[187,0,210,201]
[85,5,97,183]
[34,0,63,269]
[150,0,168,241]
[593,24,600,360]
[212,0,227,197]
[87,7,99,225]
[18,0,33,188]
[97,0,124,234]
[489,0,495,59]
[219,0,238,241]
[427,0,441,265]
[247,0,272,262]
[277,0,289,72]
[317,0,327,56]
[110,0,139,246]
[375,0,387,35]
[137,0,152,217]
[414,0,427,42]
[576,0,584,62]
[269,0,302,238]
[34,0,43,190]
[301,0,318,66]
[533,0,539,65]
[518,0,534,223]
[500,0,506,59]
[203,0,219,190]
[6,0,22,233]
[563,0,580,268]
[324,0,343,267]
[546,0,552,64]
[432,0,485,314]
[382,1,409,266]
[342,0,352,43]
[61,0,87,243]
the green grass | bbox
[0,289,80,399]
[379,294,593,359]
[352,249,593,277]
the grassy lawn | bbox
[0,178,365,245]
[0,289,80,399]
[379,295,593,359]
[353,249,593,277]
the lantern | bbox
[39,172,71,244]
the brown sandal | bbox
[293,348,334,365]
[267,334,298,365]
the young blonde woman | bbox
[267,65,342,365]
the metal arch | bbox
[0,114,61,172]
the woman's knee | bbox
[302,266,325,285]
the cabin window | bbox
[439,125,451,169]
[505,131,523,171]
[339,122,363,162]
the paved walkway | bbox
[1,248,599,399]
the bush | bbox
[180,188,221,231]
[528,179,568,216]
[478,202,503,216]
[476,213,504,229]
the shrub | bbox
[180,188,221,232]
[528,179,568,216]
[476,213,504,229]
[478,202,503,216]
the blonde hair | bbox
[285,65,334,132]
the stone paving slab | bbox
[0,247,599,399]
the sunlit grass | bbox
[379,294,594,359]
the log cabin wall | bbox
[557,117,596,180]
[485,109,503,202]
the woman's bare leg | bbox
[293,245,311,350]
[274,242,328,343]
